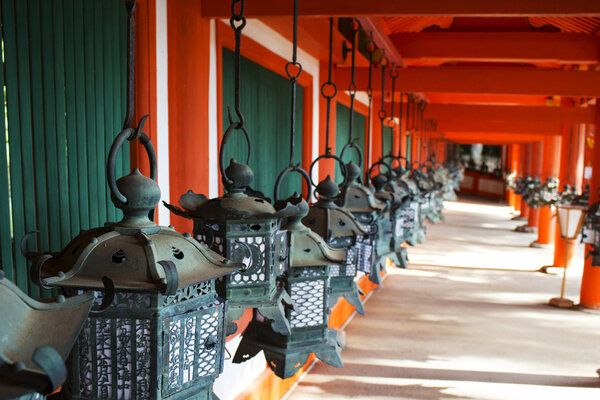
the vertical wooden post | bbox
[580,104,600,308]
[535,135,561,246]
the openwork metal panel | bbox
[356,234,375,274]
[290,279,325,328]
[162,300,225,397]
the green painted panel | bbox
[0,0,127,296]
[335,103,366,183]
[382,126,393,157]
[222,49,303,200]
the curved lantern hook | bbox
[219,117,251,186]
[88,276,116,316]
[309,154,348,189]
[273,164,312,203]
[339,139,363,168]
[107,115,156,205]
[367,159,392,185]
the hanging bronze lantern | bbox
[164,163,292,336]
[164,0,293,338]
[0,272,94,400]
[27,125,242,400]
[302,176,367,315]
[369,164,410,269]
[336,161,385,284]
[233,194,345,378]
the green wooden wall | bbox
[335,103,366,182]
[222,49,303,200]
[0,0,128,297]
[382,126,394,157]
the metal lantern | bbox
[371,171,409,269]
[28,127,242,400]
[303,176,367,315]
[165,160,292,336]
[0,272,94,400]
[393,165,426,246]
[232,194,345,378]
[336,162,385,284]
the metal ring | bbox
[339,140,363,167]
[320,81,337,99]
[378,109,387,120]
[389,68,399,79]
[348,82,357,97]
[381,154,402,168]
[229,17,246,31]
[273,165,313,202]
[309,153,348,188]
[285,61,302,80]
[219,122,251,185]
[107,115,157,205]
[387,118,396,128]
[367,160,392,186]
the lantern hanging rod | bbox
[123,0,136,130]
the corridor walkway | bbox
[287,198,600,400]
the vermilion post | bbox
[519,143,531,219]
[527,141,543,229]
[580,104,600,309]
[536,135,561,246]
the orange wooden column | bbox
[509,144,520,210]
[131,0,157,177]
[536,135,561,245]
[519,143,531,219]
[527,141,543,228]
[581,104,600,308]
[550,123,584,268]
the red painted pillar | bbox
[535,135,561,246]
[527,141,543,229]
[519,144,531,220]
[580,104,600,308]
[509,144,520,211]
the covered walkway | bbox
[288,197,600,400]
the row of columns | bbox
[506,103,597,308]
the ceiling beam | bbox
[390,32,600,65]
[438,120,561,135]
[201,0,600,18]
[426,104,596,124]
[335,66,600,97]
[432,132,546,144]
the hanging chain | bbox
[321,18,337,154]
[286,0,302,166]
[230,0,247,129]
[365,32,375,167]
[347,19,359,146]
[397,92,404,158]
[378,50,388,158]
[387,64,398,156]
[219,0,252,185]
[273,0,312,201]
[122,0,136,130]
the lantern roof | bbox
[276,194,346,268]
[32,128,243,293]
[336,162,385,214]
[302,176,368,240]
[371,173,405,208]
[165,159,283,222]
[0,271,94,398]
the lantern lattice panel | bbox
[163,301,225,396]
[289,280,325,328]
[356,234,375,274]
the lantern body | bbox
[233,196,346,378]
[336,162,386,284]
[164,160,294,336]
[556,204,586,240]
[303,176,368,315]
[193,216,291,334]
[70,282,226,400]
